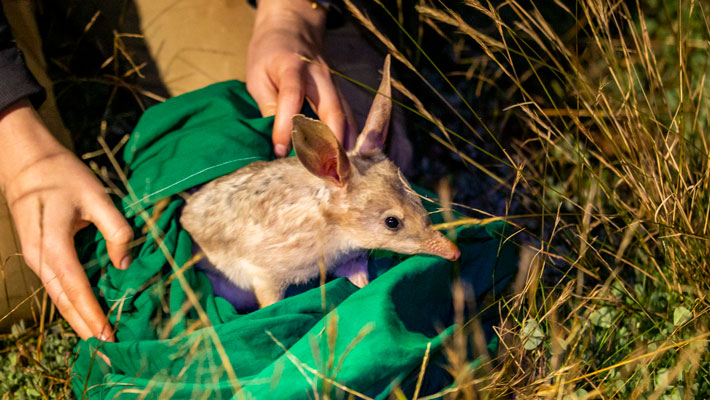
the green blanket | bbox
[72,81,518,399]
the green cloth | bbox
[72,81,518,399]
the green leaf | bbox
[661,387,682,400]
[556,336,568,351]
[655,368,670,389]
[613,379,626,393]
[634,284,645,298]
[589,307,614,328]
[521,319,545,350]
[611,280,625,299]
[673,306,692,326]
[563,388,589,400]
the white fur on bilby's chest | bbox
[181,157,357,291]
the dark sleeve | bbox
[0,4,45,112]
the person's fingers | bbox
[15,224,97,340]
[305,66,347,144]
[247,73,278,118]
[88,193,133,271]
[304,60,359,149]
[335,82,359,150]
[41,270,96,340]
[22,230,114,341]
[43,215,114,341]
[273,66,306,157]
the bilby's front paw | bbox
[252,277,285,308]
[334,252,370,288]
[347,270,369,288]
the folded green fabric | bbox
[72,81,518,399]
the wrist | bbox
[251,0,345,29]
[254,0,327,33]
[0,99,67,189]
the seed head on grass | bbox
[358,0,710,397]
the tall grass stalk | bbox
[349,0,710,397]
[5,0,710,398]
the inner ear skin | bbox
[320,155,340,185]
[354,55,392,155]
[292,115,351,186]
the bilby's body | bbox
[180,56,459,307]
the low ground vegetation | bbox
[3,0,710,398]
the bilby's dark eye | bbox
[384,216,400,230]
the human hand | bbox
[246,0,357,157]
[0,99,133,341]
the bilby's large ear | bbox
[354,54,392,155]
[292,115,351,187]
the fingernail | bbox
[275,144,288,157]
[97,351,112,366]
[120,256,131,270]
[99,330,115,342]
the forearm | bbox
[0,4,45,112]
[0,98,65,191]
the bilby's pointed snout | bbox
[422,230,460,261]
[448,245,461,261]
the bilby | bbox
[180,55,460,307]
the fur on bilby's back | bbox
[180,55,460,308]
[181,155,350,288]
[180,148,433,288]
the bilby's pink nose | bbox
[424,231,460,261]
[448,245,461,261]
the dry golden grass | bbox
[346,0,710,398]
[4,0,710,398]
